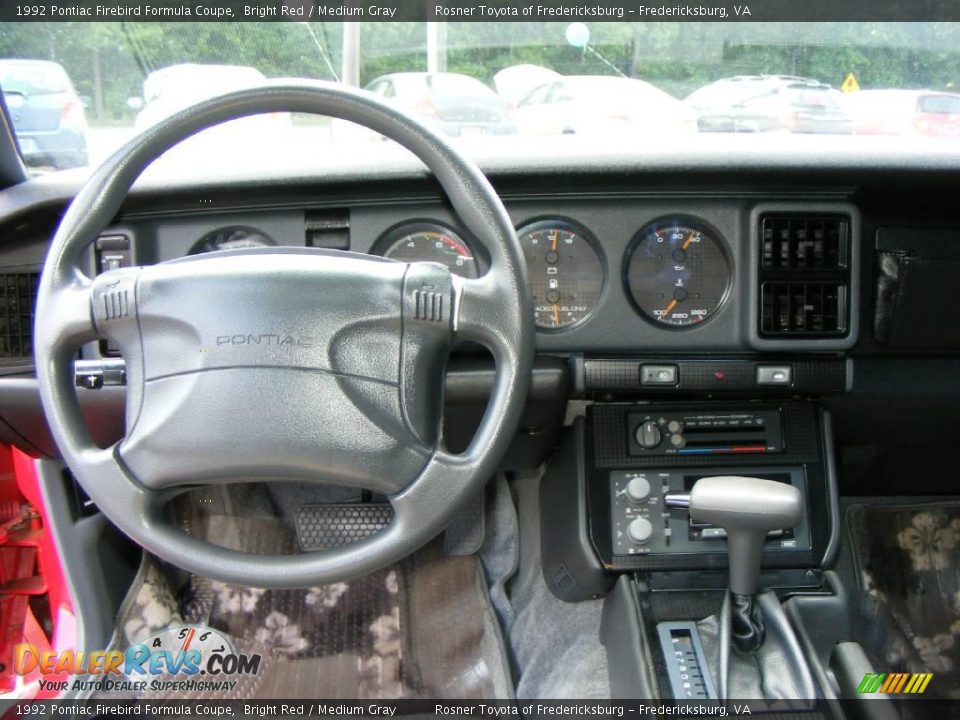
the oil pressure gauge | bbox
[625,218,731,328]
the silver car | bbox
[365,72,515,138]
[0,59,89,169]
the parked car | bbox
[133,64,289,134]
[0,59,89,170]
[510,75,698,138]
[843,89,960,137]
[364,72,515,137]
[493,63,561,110]
[686,75,852,134]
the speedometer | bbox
[381,222,479,278]
[625,218,731,328]
[518,219,604,330]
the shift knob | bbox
[666,476,803,596]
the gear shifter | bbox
[665,476,803,652]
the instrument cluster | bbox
[186,214,734,334]
[376,215,733,332]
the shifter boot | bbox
[698,590,818,702]
[731,593,765,653]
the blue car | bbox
[0,59,89,170]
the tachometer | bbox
[381,222,479,278]
[625,218,731,328]
[518,219,604,330]
[188,226,275,255]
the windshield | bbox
[0,20,959,173]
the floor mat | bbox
[97,485,512,699]
[846,501,960,700]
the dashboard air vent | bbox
[760,282,845,335]
[305,209,349,250]
[0,270,39,360]
[757,211,852,339]
[762,215,847,269]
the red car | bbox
[845,89,960,137]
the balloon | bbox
[565,22,590,49]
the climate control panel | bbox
[610,467,810,556]
[626,408,783,457]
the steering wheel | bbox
[34,82,534,588]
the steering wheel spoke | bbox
[35,277,98,357]
[454,275,509,349]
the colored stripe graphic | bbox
[858,672,932,694]
[857,673,884,693]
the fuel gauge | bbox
[518,219,604,330]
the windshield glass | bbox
[0,20,958,173]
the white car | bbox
[133,64,290,134]
[511,75,698,138]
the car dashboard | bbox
[0,148,958,469]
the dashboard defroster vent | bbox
[0,270,39,360]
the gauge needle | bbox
[552,304,560,326]
[682,233,695,251]
[551,232,558,252]
[180,627,196,653]
[661,299,678,317]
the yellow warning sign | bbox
[841,72,860,93]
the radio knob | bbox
[635,421,662,449]
[628,517,654,544]
[626,477,651,503]
[667,420,684,434]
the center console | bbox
[540,400,838,601]
[540,397,856,707]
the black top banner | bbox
[4,0,960,22]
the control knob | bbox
[635,421,662,449]
[626,476,651,503]
[628,517,654,544]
